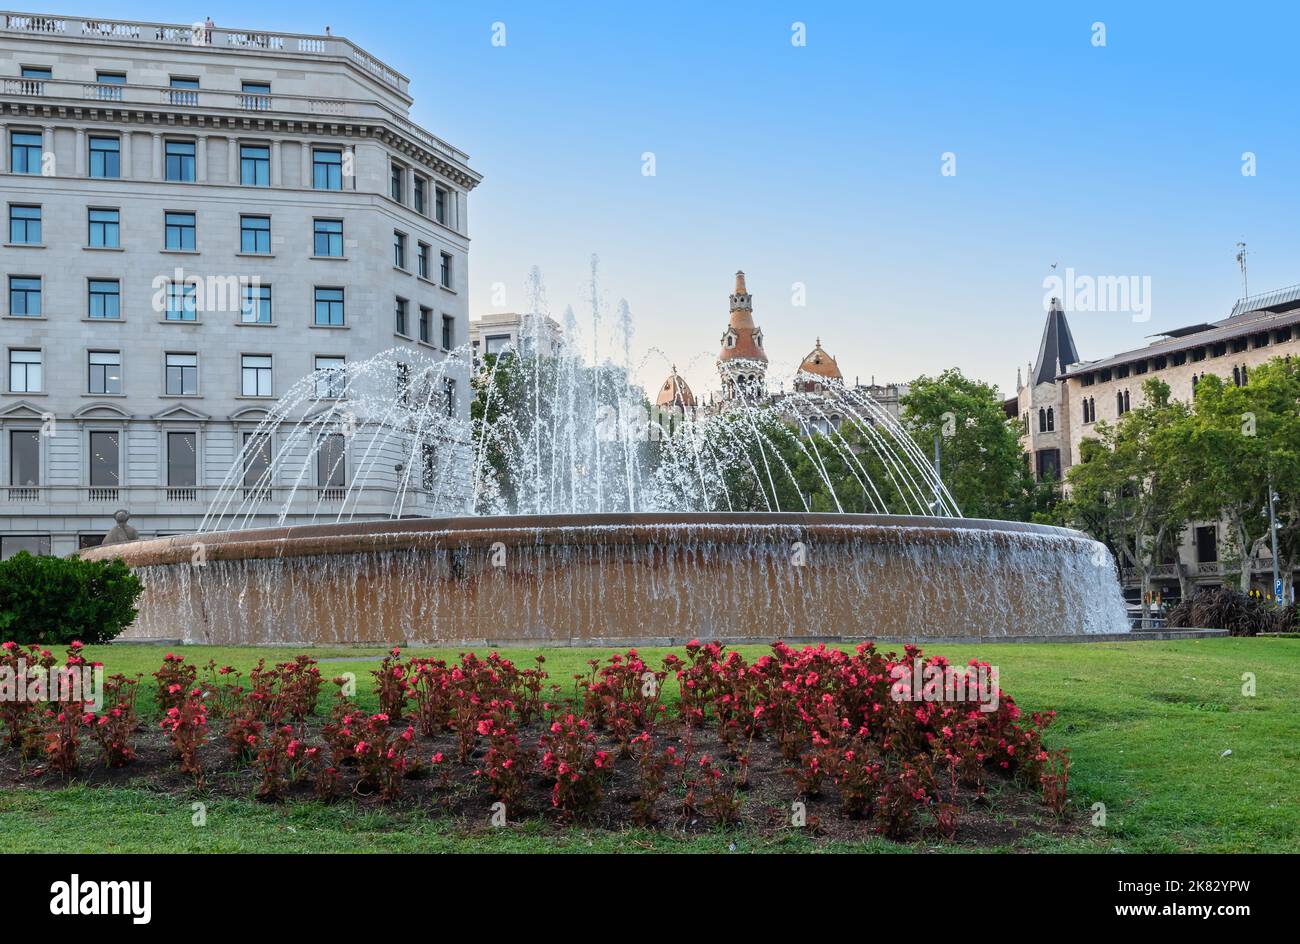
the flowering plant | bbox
[89,673,139,768]
[152,652,196,714]
[159,688,208,777]
[539,713,611,818]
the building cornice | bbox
[0,97,481,188]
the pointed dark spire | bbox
[1032,297,1080,386]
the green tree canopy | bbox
[900,368,1033,519]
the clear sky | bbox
[103,1,1300,397]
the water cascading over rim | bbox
[84,512,1130,645]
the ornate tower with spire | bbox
[1014,296,1081,481]
[717,270,768,404]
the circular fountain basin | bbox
[82,513,1130,646]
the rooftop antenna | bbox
[1235,241,1249,299]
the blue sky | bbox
[107,1,1300,396]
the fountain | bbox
[84,265,1130,645]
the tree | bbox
[1159,358,1300,594]
[1062,378,1190,622]
[900,368,1029,519]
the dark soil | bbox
[0,714,1083,848]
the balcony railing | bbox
[7,486,38,501]
[2,76,43,95]
[1121,559,1280,583]
[1,11,410,95]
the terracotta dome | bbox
[655,367,696,409]
[798,339,842,381]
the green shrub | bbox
[0,552,143,646]
[1166,586,1295,636]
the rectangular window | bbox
[88,279,121,320]
[240,144,270,187]
[241,354,273,397]
[165,282,197,321]
[88,208,120,248]
[421,443,437,491]
[419,307,432,344]
[413,176,426,214]
[8,205,40,244]
[312,148,342,190]
[314,356,346,399]
[89,431,120,487]
[88,351,122,394]
[485,334,511,356]
[316,433,346,488]
[440,252,453,289]
[442,314,455,350]
[435,186,449,225]
[1,535,51,559]
[8,277,41,317]
[313,287,344,326]
[241,284,272,324]
[444,378,456,417]
[165,353,198,396]
[164,211,196,251]
[9,349,42,393]
[168,76,199,106]
[92,72,125,101]
[394,297,408,336]
[9,430,39,487]
[10,131,43,175]
[417,243,430,279]
[393,231,407,269]
[240,81,271,110]
[239,215,270,254]
[243,432,270,491]
[313,219,343,257]
[88,136,120,178]
[167,432,198,487]
[21,67,52,79]
[390,163,403,202]
[165,141,196,182]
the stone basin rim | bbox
[81,512,1097,568]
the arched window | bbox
[1242,364,1249,384]
[1038,408,1047,432]
[1117,391,1124,414]
[1123,390,1131,413]
[1192,373,1199,391]
[1046,407,1055,432]
[1233,366,1241,387]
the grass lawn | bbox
[1,637,1295,853]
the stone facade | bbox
[469,311,563,369]
[1011,284,1300,598]
[0,13,480,556]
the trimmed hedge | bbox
[0,552,143,646]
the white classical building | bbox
[469,311,563,369]
[0,12,481,557]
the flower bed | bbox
[0,640,1076,844]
